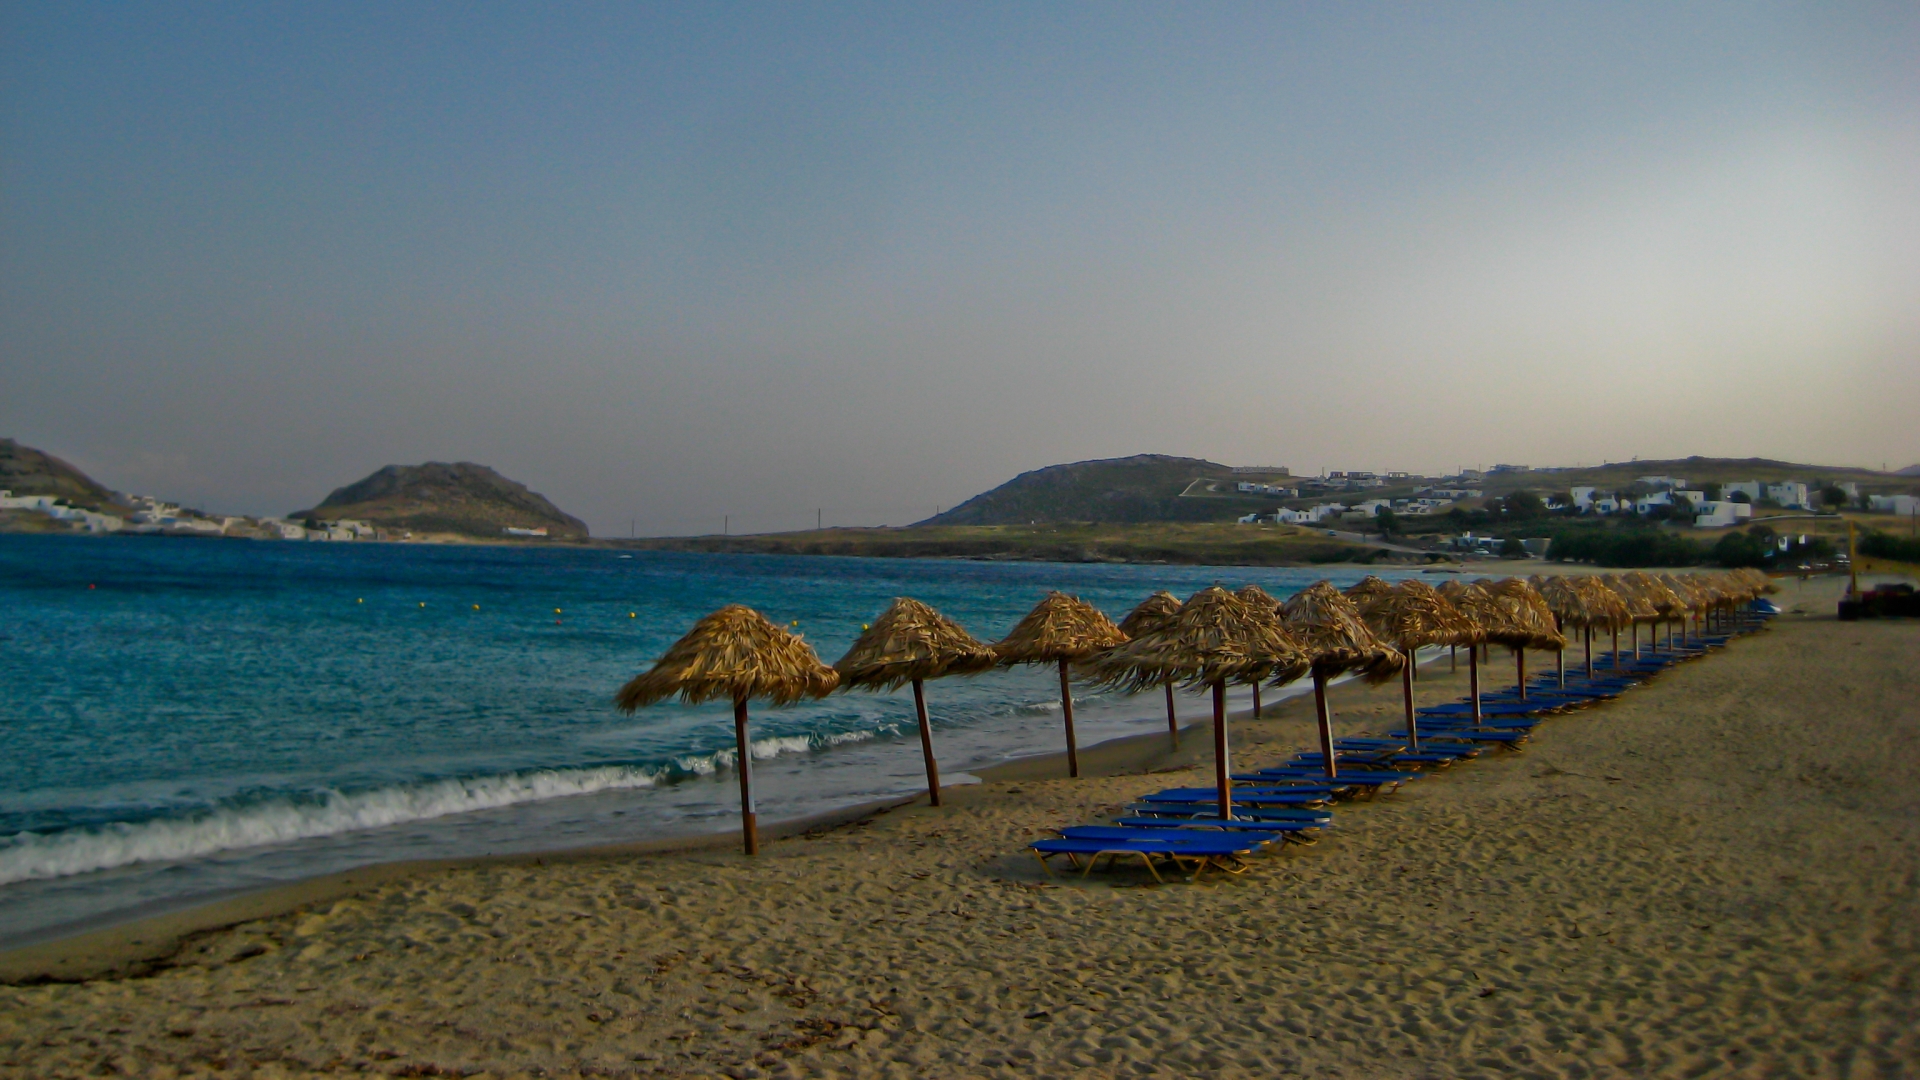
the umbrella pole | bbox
[1516,647,1526,700]
[1450,644,1457,672]
[911,678,941,808]
[1059,658,1079,779]
[1584,626,1594,679]
[1557,646,1565,688]
[1402,658,1418,752]
[1212,681,1232,819]
[1252,681,1262,719]
[1410,648,1419,682]
[1468,647,1481,726]
[1164,683,1179,749]
[1314,668,1338,779]
[1611,628,1620,671]
[733,695,758,857]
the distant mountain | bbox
[1898,464,1920,477]
[292,462,588,539]
[921,454,1247,525]
[0,438,120,509]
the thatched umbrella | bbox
[1116,591,1184,747]
[1281,582,1405,778]
[1531,575,1584,687]
[1356,580,1477,750]
[1437,579,1497,721]
[834,598,997,807]
[1625,571,1689,650]
[1082,587,1309,818]
[616,605,840,855]
[1484,578,1568,697]
[1343,575,1398,611]
[1236,585,1286,718]
[1600,574,1659,660]
[1560,577,1628,676]
[994,591,1127,779]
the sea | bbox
[0,534,1430,948]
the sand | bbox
[2,574,1916,1079]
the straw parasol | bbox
[616,605,840,855]
[1437,580,1503,721]
[993,591,1128,779]
[1356,579,1477,750]
[1483,578,1567,697]
[1236,585,1287,719]
[1599,574,1659,662]
[834,598,997,807]
[1281,582,1405,778]
[1115,591,1184,747]
[1343,575,1398,610]
[1081,586,1309,818]
[1624,571,1689,650]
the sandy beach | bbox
[3,573,1915,1079]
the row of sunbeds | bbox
[1029,602,1776,883]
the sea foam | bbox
[0,765,662,885]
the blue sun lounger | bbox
[1030,835,1262,882]
[1107,819,1322,843]
[1244,767,1417,793]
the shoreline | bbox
[0,707,1223,985]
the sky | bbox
[3,2,1916,535]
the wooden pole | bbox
[1515,647,1527,699]
[1611,628,1621,671]
[1402,657,1418,751]
[1846,520,1859,597]
[1212,681,1232,818]
[1469,646,1481,725]
[733,695,758,856]
[1164,683,1179,749]
[911,678,941,808]
[1450,644,1457,672]
[1251,681,1262,719]
[1314,668,1338,778]
[1557,646,1565,688]
[1584,625,1594,679]
[1059,658,1079,779]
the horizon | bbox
[4,4,1916,535]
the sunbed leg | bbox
[1137,853,1165,885]
[1033,850,1055,877]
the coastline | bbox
[0,708,1220,985]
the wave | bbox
[0,725,905,885]
[0,765,663,886]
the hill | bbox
[0,438,121,509]
[920,454,1273,525]
[292,462,588,539]
[624,522,1378,567]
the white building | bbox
[1694,501,1754,528]
[1633,492,1673,515]
[1868,494,1919,516]
[1765,482,1810,510]
[1723,481,1764,503]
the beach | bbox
[3,574,1916,1078]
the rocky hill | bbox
[920,454,1257,525]
[0,438,121,509]
[291,462,588,539]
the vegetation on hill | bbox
[1471,456,1902,498]
[624,522,1380,567]
[921,455,1265,526]
[292,462,588,539]
[0,438,121,510]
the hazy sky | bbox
[4,3,1916,535]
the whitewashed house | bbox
[1693,501,1753,528]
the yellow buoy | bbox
[554,608,562,614]
[419,602,426,608]
[473,604,480,610]
[629,612,636,618]
[357,598,364,604]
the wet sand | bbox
[3,574,1916,1078]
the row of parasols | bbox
[614,568,1777,855]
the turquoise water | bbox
[0,534,1419,945]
